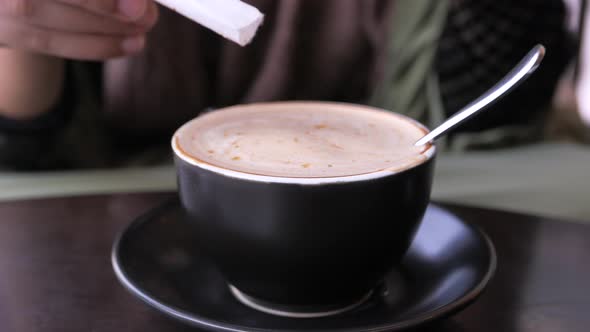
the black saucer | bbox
[112,199,496,332]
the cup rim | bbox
[172,101,436,185]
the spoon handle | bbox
[415,44,546,147]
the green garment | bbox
[371,0,449,130]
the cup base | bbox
[228,284,373,318]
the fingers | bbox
[0,3,128,35]
[0,0,159,59]
[0,1,158,34]
[0,20,145,60]
[55,0,147,21]
[56,0,159,23]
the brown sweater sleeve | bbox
[102,0,397,140]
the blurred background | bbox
[0,0,589,221]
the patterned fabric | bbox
[372,0,576,151]
[435,0,575,149]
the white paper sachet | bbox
[154,0,264,46]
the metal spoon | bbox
[415,44,546,147]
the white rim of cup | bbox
[171,102,436,185]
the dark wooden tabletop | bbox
[0,192,589,332]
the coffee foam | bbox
[175,102,430,178]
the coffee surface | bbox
[175,103,429,178]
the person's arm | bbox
[0,1,159,169]
[0,0,158,121]
[0,50,64,120]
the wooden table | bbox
[0,192,588,332]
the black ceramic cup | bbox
[172,102,436,318]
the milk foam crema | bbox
[174,102,431,178]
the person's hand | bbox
[0,0,159,60]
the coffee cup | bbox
[172,101,435,317]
